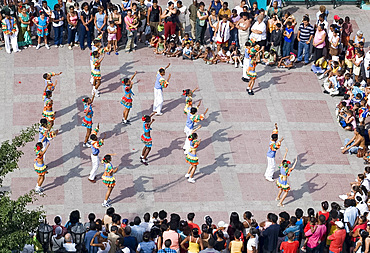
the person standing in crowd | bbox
[147,0,162,36]
[236,12,250,53]
[17,6,32,49]
[67,5,78,50]
[282,21,293,57]
[312,24,326,62]
[34,11,50,50]
[196,2,208,45]
[218,2,231,18]
[208,8,219,50]
[208,0,222,16]
[265,123,284,182]
[215,14,232,52]
[79,2,93,50]
[94,6,107,46]
[262,213,280,253]
[267,1,282,19]
[270,22,282,58]
[177,1,187,39]
[124,9,138,52]
[296,16,314,65]
[328,221,346,253]
[188,0,198,39]
[250,15,266,52]
[51,4,64,48]
[161,1,177,39]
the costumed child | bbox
[88,123,105,183]
[34,141,50,194]
[42,91,55,128]
[38,118,58,149]
[120,71,137,125]
[153,64,171,116]
[101,154,118,207]
[183,105,208,154]
[246,54,257,95]
[182,87,199,114]
[276,147,298,207]
[33,11,49,50]
[185,125,202,183]
[43,71,62,100]
[82,94,95,147]
[141,113,156,165]
[91,50,106,97]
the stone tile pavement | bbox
[1,4,370,223]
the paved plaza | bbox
[1,4,370,224]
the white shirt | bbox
[144,0,153,8]
[64,243,77,252]
[247,236,258,250]
[177,5,187,23]
[234,5,243,15]
[51,11,64,27]
[140,221,153,232]
[317,20,328,30]
[250,21,266,41]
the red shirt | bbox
[318,211,330,221]
[304,223,311,233]
[280,241,299,253]
[346,46,355,60]
[328,229,346,253]
[188,222,200,231]
[351,223,367,242]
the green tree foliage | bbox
[0,124,45,252]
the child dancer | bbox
[34,141,50,194]
[153,64,171,116]
[43,71,62,99]
[101,154,118,207]
[246,54,257,95]
[183,106,208,154]
[42,91,55,128]
[121,71,137,125]
[185,125,202,183]
[140,113,155,165]
[91,50,106,97]
[82,94,95,147]
[276,148,298,207]
[264,123,284,182]
[89,124,105,183]
[33,11,49,50]
[182,87,199,114]
[38,118,58,148]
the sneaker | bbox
[155,112,163,116]
[59,45,64,48]
[36,44,41,50]
[187,177,196,183]
[235,64,238,68]
[134,43,137,48]
[265,177,274,182]
[68,45,73,50]
[140,159,148,166]
[54,45,59,48]
[102,202,112,208]
[83,142,91,148]
[277,203,284,207]
[121,119,126,125]
[91,89,95,96]
[107,198,112,203]
[301,247,306,252]
[115,52,119,55]
[45,44,50,50]
[185,173,190,178]
[95,91,100,97]
[250,90,254,95]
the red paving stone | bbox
[282,100,333,123]
[140,99,188,122]
[14,48,60,67]
[238,173,277,201]
[305,173,353,201]
[75,72,122,95]
[221,99,270,122]
[13,101,61,126]
[11,176,65,204]
[137,71,198,93]
[292,131,349,165]
[82,175,136,203]
[77,100,122,125]
[73,49,119,66]
[228,130,279,164]
[212,71,259,92]
[14,73,61,95]
[152,173,222,202]
[273,72,322,93]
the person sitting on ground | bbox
[277,52,295,69]
[261,49,277,66]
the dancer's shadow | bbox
[43,165,84,191]
[162,98,183,114]
[134,176,154,198]
[200,111,221,127]
[195,152,236,181]
[100,61,138,83]
[198,127,239,151]
[149,137,182,163]
[47,144,89,169]
[283,173,327,205]
[119,149,140,169]
[58,96,85,136]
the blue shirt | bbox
[131,225,146,243]
[123,236,138,253]
[84,230,99,253]
[262,224,280,251]
[344,206,359,232]
[283,225,300,241]
[284,28,293,43]
[138,241,156,253]
[158,248,177,253]
[154,73,163,90]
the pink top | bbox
[162,230,180,250]
[124,15,134,30]
[305,225,327,249]
[313,30,326,49]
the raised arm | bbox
[282,147,288,161]
[165,63,171,69]
[290,156,298,171]
[130,71,137,81]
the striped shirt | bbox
[298,23,314,42]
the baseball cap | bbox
[334,15,340,20]
[217,221,228,228]
[335,221,344,229]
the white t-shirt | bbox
[177,5,187,23]
[183,47,192,55]
[64,243,77,252]
[51,11,64,27]
[234,5,243,15]
[247,236,258,250]
[250,21,266,41]
[51,236,65,251]
[330,35,340,49]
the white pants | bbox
[153,88,163,113]
[183,126,192,154]
[4,32,19,54]
[89,154,100,180]
[242,57,250,79]
[264,157,276,179]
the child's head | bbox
[190,107,198,115]
[345,16,350,23]
[188,132,198,141]
[222,14,228,22]
[345,73,351,80]
[232,9,237,16]
[83,97,92,104]
[142,115,151,122]
[184,33,189,39]
[185,42,190,48]
[252,1,257,8]
[339,18,344,25]
[42,0,47,7]
[344,94,350,100]
[90,134,97,141]
[321,201,329,211]
[109,21,115,27]
[92,50,100,58]
[158,36,164,42]
[40,118,48,127]
[271,133,278,141]
[54,3,60,11]
[39,11,46,18]
[286,21,292,28]
[276,23,281,30]
[205,46,211,53]
[102,154,112,163]
[93,38,101,47]
[45,90,52,98]
[287,232,295,241]
[359,42,365,49]
[35,142,43,152]
[183,89,192,97]
[122,77,130,86]
[221,46,227,53]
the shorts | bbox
[256,40,267,47]
[345,58,353,68]
[108,33,117,41]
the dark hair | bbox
[164,239,172,248]
[143,231,150,241]
[40,118,48,126]
[303,16,309,22]
[54,3,60,10]
[103,154,112,163]
[90,134,97,141]
[271,133,278,140]
[295,208,303,219]
[187,213,195,221]
[107,207,115,216]
[54,216,61,225]
[153,0,158,3]
[318,214,326,224]
[321,201,329,211]
[88,213,96,222]
[92,51,99,57]
[125,226,131,235]
[270,214,278,223]
[190,107,198,114]
[234,230,241,239]
[279,212,290,221]
[199,1,205,7]
[290,216,297,225]
[286,21,292,26]
[159,210,167,220]
[143,213,150,222]
[276,23,282,28]
[169,221,178,230]
[69,210,81,224]
[287,232,295,240]
[307,208,315,217]
[134,216,141,225]
[111,225,118,232]
[81,2,89,9]
[90,222,97,231]
[112,214,121,224]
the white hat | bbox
[335,221,344,229]
[217,221,228,228]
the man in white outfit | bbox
[153,64,171,116]
[264,123,284,182]
[2,11,21,54]
[88,124,105,183]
